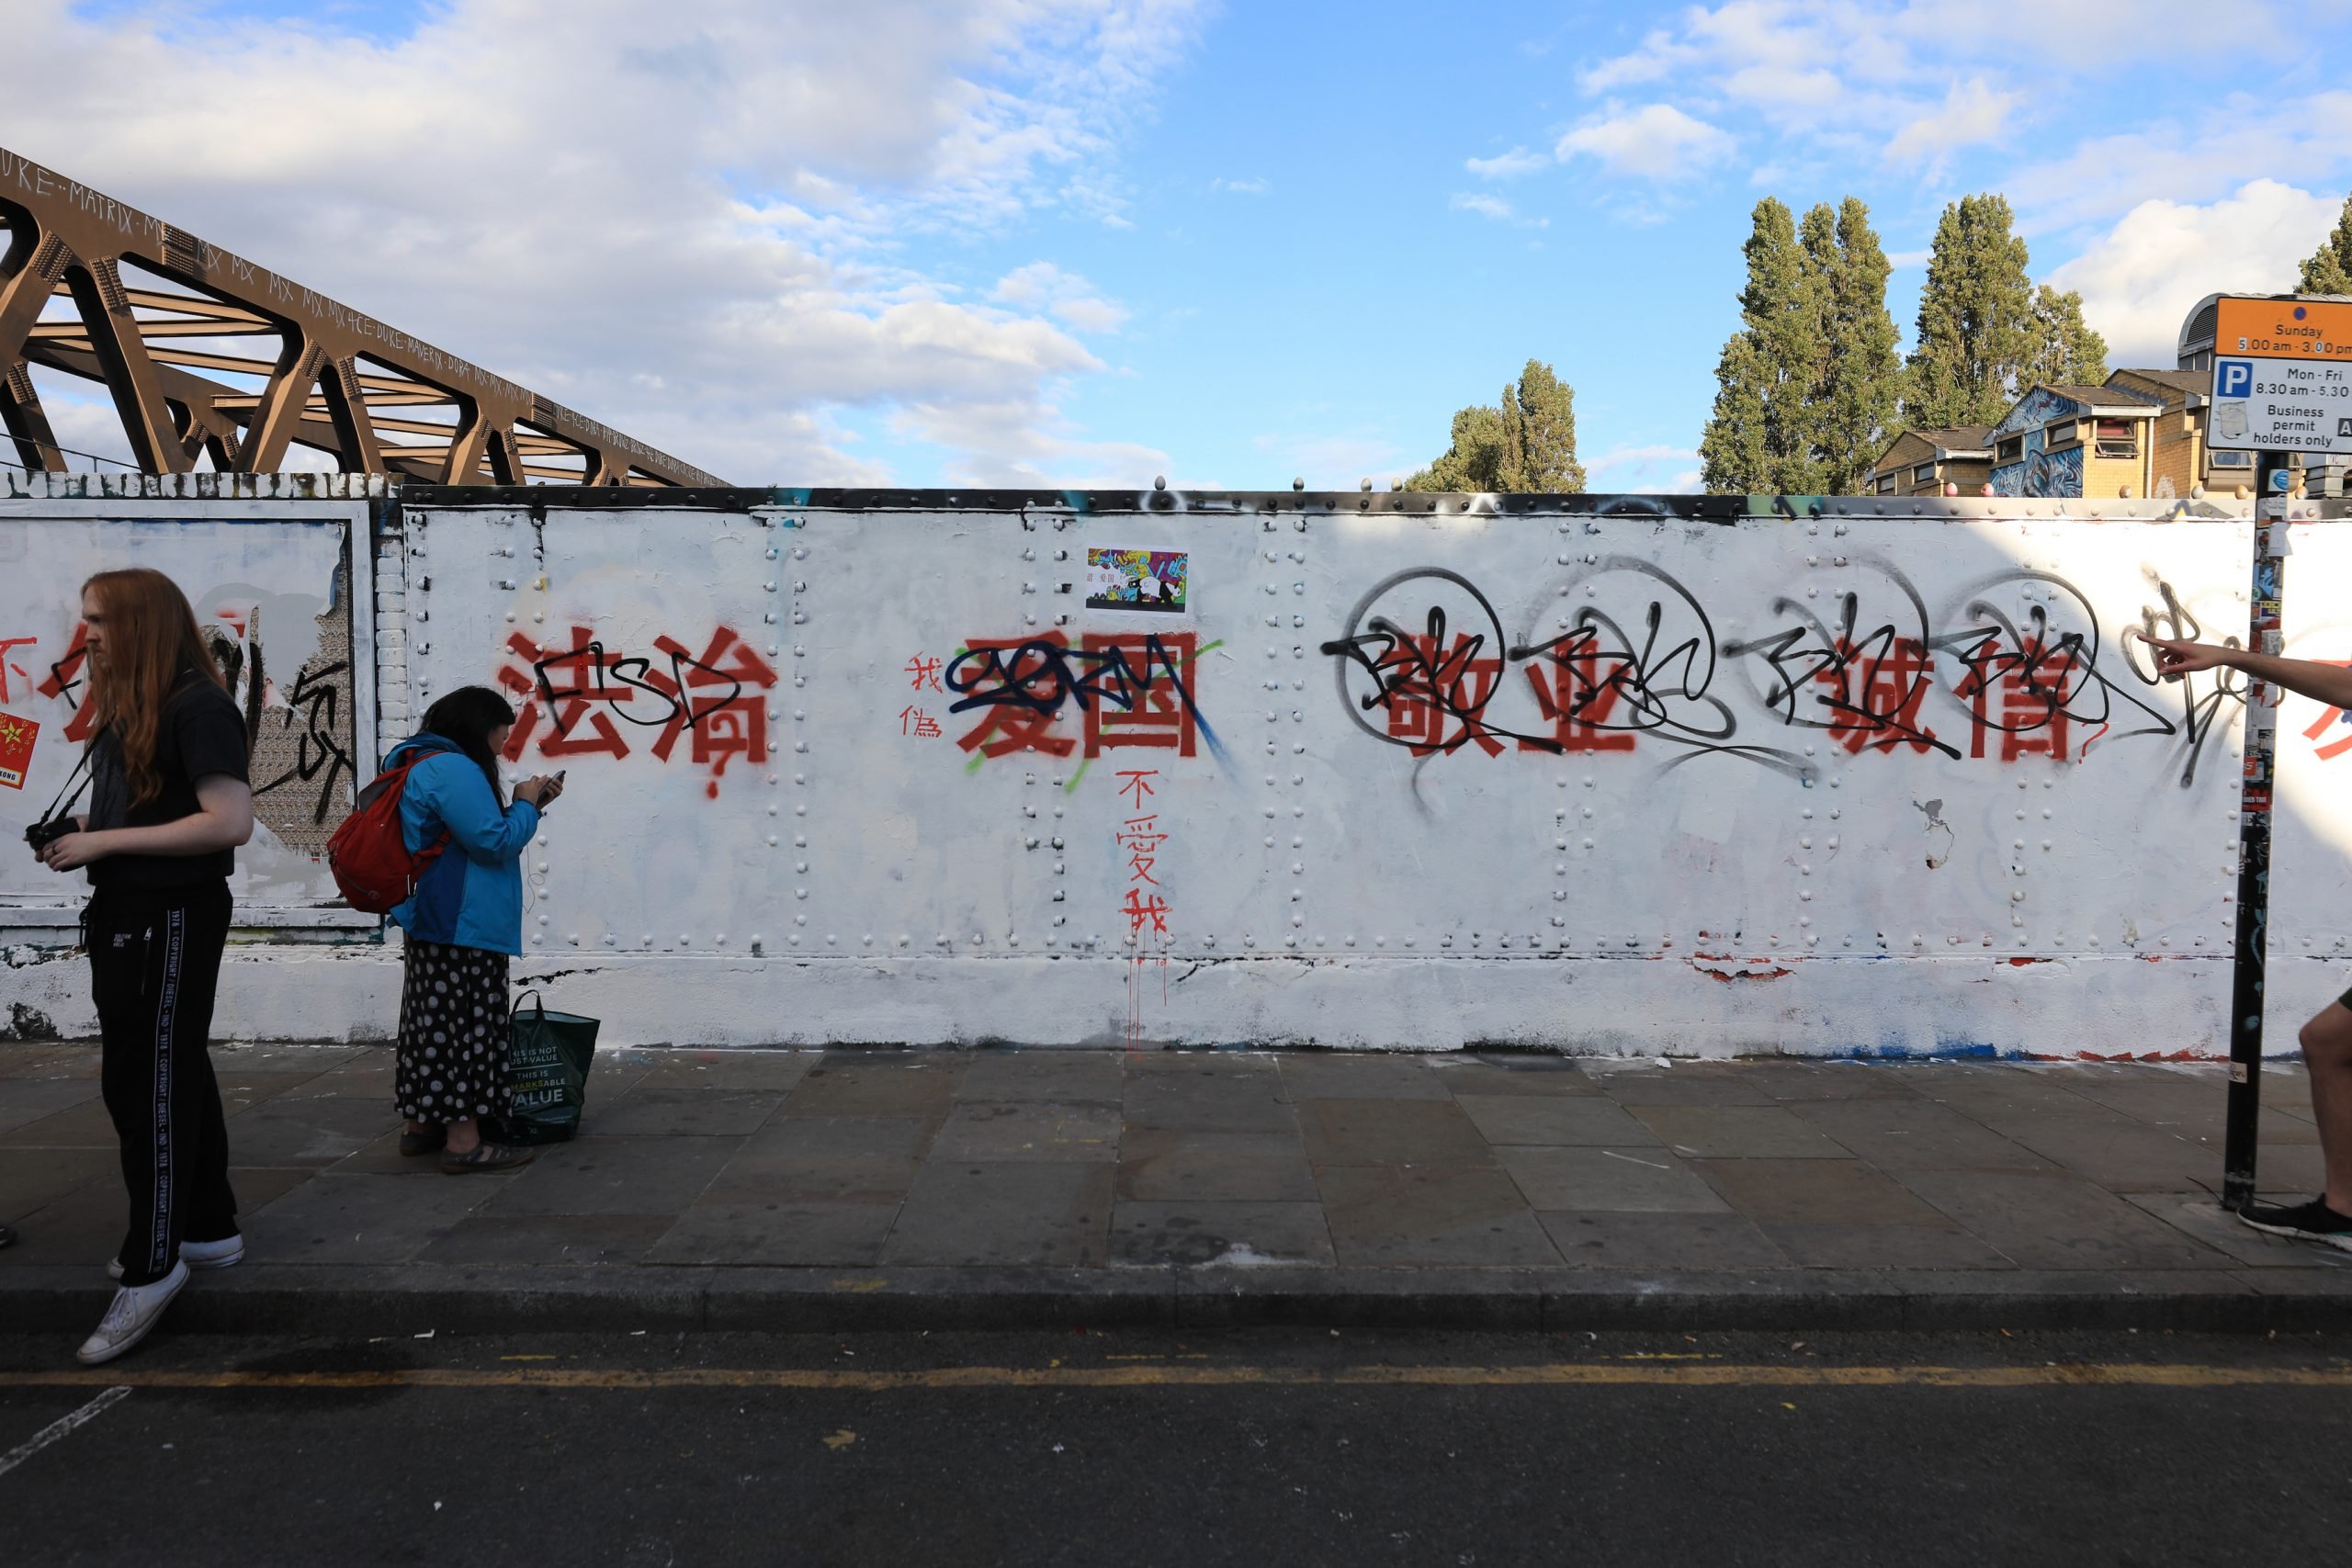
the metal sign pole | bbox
[2222,454,2290,1210]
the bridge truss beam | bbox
[0,147,724,486]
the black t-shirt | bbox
[85,671,250,891]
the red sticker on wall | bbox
[0,712,40,789]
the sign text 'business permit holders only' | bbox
[2211,296,2352,456]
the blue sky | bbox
[15,1,2352,489]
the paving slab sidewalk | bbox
[3,1043,2347,1337]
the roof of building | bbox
[2113,367,2205,394]
[2041,383,2158,410]
[1870,425,1995,470]
[2108,367,2209,407]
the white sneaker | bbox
[76,1259,188,1365]
[107,1233,244,1281]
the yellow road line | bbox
[0,1364,2347,1393]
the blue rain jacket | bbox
[383,734,541,956]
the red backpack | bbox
[327,756,451,914]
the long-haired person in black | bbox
[381,685,561,1172]
[33,568,253,1365]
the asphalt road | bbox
[2,1327,2346,1566]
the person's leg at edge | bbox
[177,885,238,1245]
[2298,1000,2352,1213]
[442,951,511,1157]
[92,896,184,1289]
[393,941,446,1152]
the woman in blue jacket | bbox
[385,686,563,1172]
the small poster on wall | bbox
[1085,548,1189,614]
[0,713,37,789]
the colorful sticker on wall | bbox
[0,712,38,789]
[1086,548,1189,614]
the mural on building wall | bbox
[1990,389,2081,497]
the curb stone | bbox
[4,1263,2348,1337]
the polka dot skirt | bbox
[394,938,512,1123]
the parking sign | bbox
[2210,298,2352,455]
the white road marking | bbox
[0,1386,131,1480]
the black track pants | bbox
[89,882,237,1288]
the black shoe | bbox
[2239,1197,2352,1253]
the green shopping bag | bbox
[488,990,602,1145]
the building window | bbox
[1996,434,2025,463]
[2094,419,2138,458]
[2210,450,2254,470]
[1876,476,1897,495]
[1912,464,1937,485]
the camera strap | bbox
[36,747,94,828]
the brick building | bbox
[1864,369,2260,499]
[1860,426,1992,495]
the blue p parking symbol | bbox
[2216,359,2254,399]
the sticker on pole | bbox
[1085,548,1189,614]
[2210,297,2352,454]
[0,712,38,789]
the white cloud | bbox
[2048,180,2342,367]
[2005,93,2352,231]
[0,0,1208,484]
[1250,431,1405,489]
[991,262,1131,334]
[1587,443,1700,471]
[1555,104,1735,181]
[1211,175,1271,195]
[1452,193,1517,221]
[892,399,1168,488]
[1562,1,2267,178]
[1586,444,1702,491]
[1465,147,1549,181]
[1884,77,2019,167]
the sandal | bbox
[440,1142,537,1174]
[399,1126,447,1157]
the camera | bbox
[25,817,75,852]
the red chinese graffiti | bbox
[496,624,777,795]
[1958,637,2079,763]
[944,631,1206,761]
[1368,630,1506,757]
[34,626,95,743]
[1117,767,1172,1046]
[1817,637,1941,756]
[2300,660,2352,761]
[1521,653,1636,754]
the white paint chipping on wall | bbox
[0,484,2322,1057]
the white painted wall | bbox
[4,480,2328,1057]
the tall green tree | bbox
[1902,193,2109,425]
[2023,284,2109,386]
[1699,197,1830,493]
[2300,194,2352,295]
[1808,197,1903,495]
[1407,358,1587,491]
[1904,194,2034,428]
